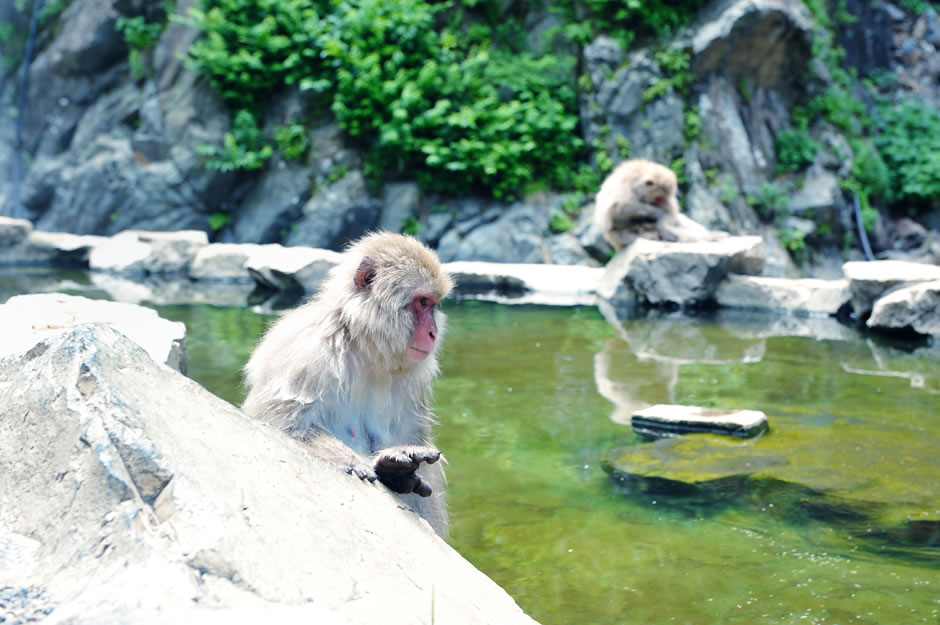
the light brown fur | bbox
[594,158,725,250]
[243,232,454,536]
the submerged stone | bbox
[631,404,769,439]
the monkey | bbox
[242,232,454,537]
[594,158,726,250]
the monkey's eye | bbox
[419,296,430,308]
[644,180,654,186]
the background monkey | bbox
[594,158,725,250]
[242,232,454,536]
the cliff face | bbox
[0,0,936,271]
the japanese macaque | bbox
[242,232,454,537]
[594,158,726,250]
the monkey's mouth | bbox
[654,195,665,206]
[408,346,431,361]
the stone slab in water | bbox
[631,404,769,438]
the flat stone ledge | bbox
[0,292,187,372]
[843,260,940,318]
[89,230,209,275]
[244,244,343,293]
[631,404,769,439]
[715,275,850,316]
[444,261,603,306]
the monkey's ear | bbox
[354,256,377,291]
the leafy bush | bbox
[549,211,575,233]
[775,127,819,173]
[197,109,272,172]
[554,0,709,47]
[116,16,164,80]
[185,0,584,198]
[872,98,940,206]
[274,123,310,161]
[747,181,791,220]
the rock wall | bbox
[1,0,937,270]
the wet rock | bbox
[0,325,536,625]
[843,259,940,318]
[631,404,769,439]
[597,236,766,309]
[889,217,928,251]
[547,232,598,266]
[379,182,422,234]
[867,279,940,336]
[0,293,186,371]
[444,198,553,264]
[715,275,850,315]
[224,158,312,244]
[89,273,257,308]
[244,244,342,293]
[89,230,208,275]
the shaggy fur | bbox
[243,232,454,536]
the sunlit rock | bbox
[843,259,940,318]
[597,236,765,308]
[444,261,603,306]
[0,325,537,625]
[867,279,940,336]
[0,217,103,266]
[0,293,186,372]
[715,275,850,315]
[244,244,342,293]
[190,242,265,282]
[631,404,769,439]
[89,230,208,275]
[89,272,257,308]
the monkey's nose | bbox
[428,328,436,340]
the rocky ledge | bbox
[0,323,537,625]
[2,217,940,336]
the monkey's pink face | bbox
[409,293,439,361]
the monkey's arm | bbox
[608,201,664,228]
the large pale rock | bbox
[444,197,555,264]
[843,259,940,318]
[89,273,258,308]
[597,236,765,308]
[715,275,850,315]
[89,230,208,275]
[444,261,603,306]
[867,280,940,336]
[189,243,264,282]
[244,244,342,293]
[0,217,105,266]
[692,0,814,90]
[0,325,537,625]
[0,293,186,371]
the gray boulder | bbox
[597,236,766,308]
[244,244,342,293]
[867,280,940,336]
[0,293,186,372]
[89,230,208,275]
[189,243,263,282]
[0,217,104,266]
[0,325,537,625]
[443,197,555,264]
[284,171,380,251]
[843,259,940,318]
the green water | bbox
[3,271,937,625]
[150,300,939,625]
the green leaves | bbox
[774,127,819,173]
[872,98,940,206]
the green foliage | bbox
[209,212,231,231]
[400,215,420,236]
[186,0,584,199]
[197,109,273,172]
[615,135,632,161]
[807,85,866,133]
[274,123,310,161]
[774,127,819,173]
[747,181,791,220]
[683,110,701,144]
[871,98,940,206]
[554,0,709,47]
[670,158,686,185]
[896,0,939,13]
[644,47,692,102]
[182,0,328,107]
[549,211,575,234]
[116,15,164,80]
[778,228,806,255]
[717,173,739,204]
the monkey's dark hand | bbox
[372,445,441,497]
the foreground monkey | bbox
[243,232,454,536]
[594,158,726,250]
